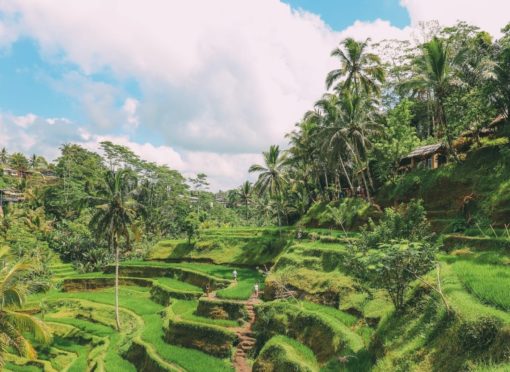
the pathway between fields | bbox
[233,294,259,372]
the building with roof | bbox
[400,143,447,171]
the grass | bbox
[149,228,290,265]
[453,260,510,311]
[154,277,202,292]
[169,299,238,328]
[300,301,357,326]
[255,335,319,371]
[216,279,261,300]
[30,286,233,371]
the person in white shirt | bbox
[232,270,238,282]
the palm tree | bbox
[30,154,37,169]
[0,251,52,367]
[237,181,252,220]
[249,145,287,226]
[321,91,381,199]
[402,37,454,142]
[0,148,7,164]
[326,38,385,95]
[89,169,138,331]
[308,93,355,194]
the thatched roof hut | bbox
[400,143,447,170]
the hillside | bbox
[8,225,507,372]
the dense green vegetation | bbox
[1,19,509,372]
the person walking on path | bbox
[233,269,238,282]
[254,282,259,297]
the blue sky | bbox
[285,0,410,29]
[0,1,409,128]
[0,0,508,190]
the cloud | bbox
[122,98,140,130]
[401,0,510,37]
[0,111,261,190]
[0,113,82,160]
[0,0,340,154]
[337,19,413,42]
[1,1,510,189]
[77,133,262,190]
[12,113,37,128]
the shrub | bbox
[459,317,502,354]
[350,200,437,311]
[358,199,434,251]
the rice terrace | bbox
[0,1,509,371]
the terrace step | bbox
[233,295,260,372]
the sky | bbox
[0,0,509,190]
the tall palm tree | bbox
[321,92,381,199]
[326,38,385,96]
[308,93,355,194]
[0,251,52,367]
[402,37,454,142]
[89,169,138,331]
[237,181,252,220]
[0,148,7,164]
[249,145,287,226]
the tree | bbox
[9,153,29,172]
[351,240,436,311]
[0,252,52,367]
[184,212,200,244]
[0,148,7,164]
[490,23,510,119]
[402,37,457,150]
[372,99,421,182]
[322,91,382,199]
[89,169,138,331]
[249,145,288,226]
[326,38,385,96]
[349,200,437,311]
[237,181,252,220]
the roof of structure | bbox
[403,143,445,159]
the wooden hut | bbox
[400,143,447,171]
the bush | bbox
[349,200,437,311]
[459,317,502,354]
[358,199,434,251]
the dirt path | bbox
[233,294,259,372]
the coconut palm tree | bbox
[402,37,454,140]
[0,148,7,164]
[0,250,52,367]
[321,91,382,199]
[249,145,288,226]
[89,169,138,331]
[308,93,355,194]
[326,38,385,96]
[237,181,252,220]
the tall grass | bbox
[453,261,510,311]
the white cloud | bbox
[122,98,139,130]
[0,0,340,153]
[78,134,262,190]
[12,113,37,128]
[0,113,81,160]
[401,0,510,37]
[337,19,413,42]
[1,1,510,189]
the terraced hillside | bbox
[9,227,510,371]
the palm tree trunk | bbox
[339,156,354,193]
[366,160,375,191]
[114,236,121,331]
